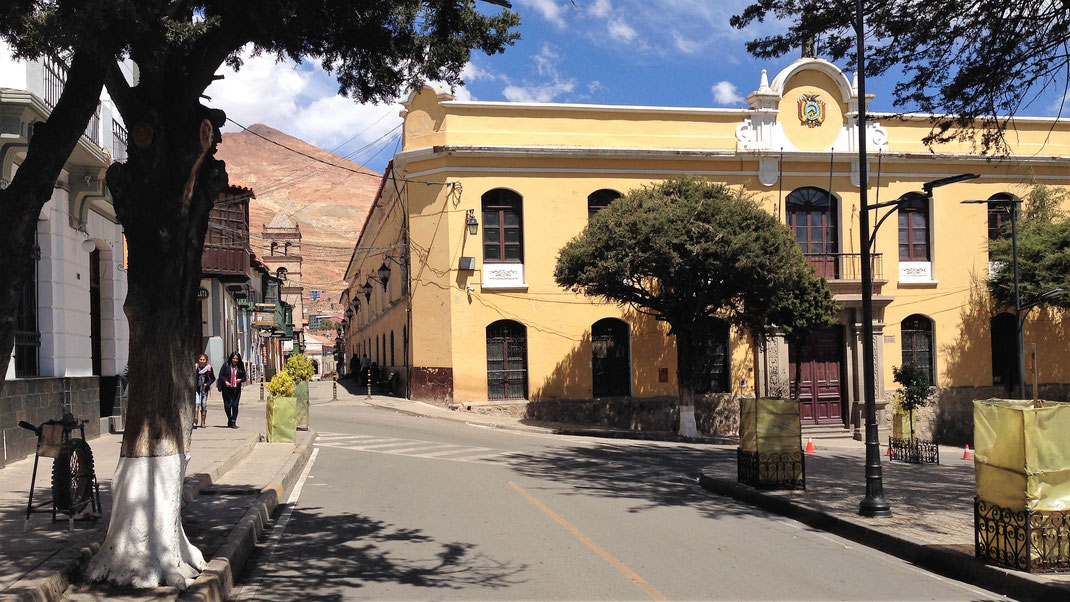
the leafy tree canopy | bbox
[731,1,1069,154]
[989,183,1070,310]
[553,176,837,342]
[0,1,520,106]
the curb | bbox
[7,434,263,602]
[697,473,1070,602]
[362,399,554,434]
[180,431,317,602]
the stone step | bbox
[802,425,855,440]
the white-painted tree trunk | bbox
[85,453,205,588]
[678,405,699,439]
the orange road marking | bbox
[508,481,670,601]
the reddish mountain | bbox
[215,124,379,314]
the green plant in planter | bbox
[266,371,296,398]
[891,362,933,440]
[285,353,315,382]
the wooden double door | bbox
[788,326,845,426]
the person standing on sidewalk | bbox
[194,354,215,429]
[217,352,247,428]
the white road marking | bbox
[234,447,320,601]
[315,432,510,464]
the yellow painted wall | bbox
[356,66,1070,405]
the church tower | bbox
[262,211,304,346]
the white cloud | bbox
[206,48,410,165]
[672,31,700,54]
[516,0,567,29]
[711,80,744,105]
[608,18,637,42]
[501,43,577,103]
[590,0,612,18]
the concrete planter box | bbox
[737,398,804,490]
[266,395,297,443]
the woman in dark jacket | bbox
[217,352,247,428]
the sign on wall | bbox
[482,264,526,290]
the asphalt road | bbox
[232,402,1007,601]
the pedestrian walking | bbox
[194,354,215,428]
[217,351,247,428]
[359,353,370,383]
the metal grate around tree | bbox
[975,497,1070,572]
[887,436,939,464]
[737,448,806,490]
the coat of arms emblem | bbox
[798,94,826,128]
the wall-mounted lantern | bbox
[362,280,373,301]
[344,307,354,321]
[466,209,479,235]
[378,262,391,286]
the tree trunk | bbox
[86,105,226,588]
[674,325,700,439]
[0,50,107,393]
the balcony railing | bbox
[201,245,249,277]
[803,252,883,281]
[41,56,102,147]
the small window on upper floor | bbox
[898,196,930,261]
[588,189,622,220]
[988,193,1019,260]
[482,189,523,263]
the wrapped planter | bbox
[737,398,804,490]
[295,380,310,431]
[974,399,1070,572]
[266,395,297,443]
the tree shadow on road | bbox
[238,506,527,601]
[495,442,769,520]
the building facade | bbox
[261,212,305,352]
[343,58,1070,442]
[1,44,131,466]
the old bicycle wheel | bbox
[51,439,95,513]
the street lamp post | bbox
[854,0,891,519]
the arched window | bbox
[588,189,622,220]
[390,330,395,367]
[375,334,380,364]
[487,320,527,400]
[988,193,1019,260]
[276,267,287,281]
[592,318,630,397]
[283,241,292,256]
[786,186,838,278]
[695,318,731,394]
[269,241,278,255]
[898,196,930,261]
[901,314,934,385]
[482,189,523,263]
[991,312,1018,388]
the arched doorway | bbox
[786,186,838,279]
[487,320,527,400]
[592,318,630,397]
[789,326,845,426]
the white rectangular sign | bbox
[482,263,526,290]
[899,261,932,283]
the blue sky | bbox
[204,0,1065,175]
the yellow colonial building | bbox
[343,58,1070,442]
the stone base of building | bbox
[409,367,453,402]
[525,394,740,438]
[1,377,103,468]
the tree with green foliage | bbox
[554,176,838,438]
[285,353,315,381]
[988,183,1070,312]
[0,1,518,588]
[731,1,1070,154]
[891,362,932,440]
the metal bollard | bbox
[333,375,338,401]
[366,370,372,399]
[259,378,265,402]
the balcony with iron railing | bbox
[42,55,102,147]
[803,252,883,282]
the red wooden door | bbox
[788,327,844,426]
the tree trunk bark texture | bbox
[0,50,107,394]
[87,98,227,588]
[674,325,700,439]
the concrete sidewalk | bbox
[1,394,316,602]
[347,391,1070,601]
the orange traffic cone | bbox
[962,445,972,460]
[804,436,816,454]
